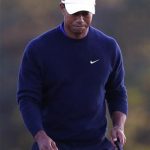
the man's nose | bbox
[77,15,84,22]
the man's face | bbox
[60,4,93,39]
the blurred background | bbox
[0,0,150,149]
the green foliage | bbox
[1,0,150,149]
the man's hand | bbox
[34,130,58,150]
[110,126,126,146]
[110,111,127,147]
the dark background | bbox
[0,0,150,149]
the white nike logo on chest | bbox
[90,59,100,64]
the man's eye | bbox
[82,12,89,16]
[73,11,89,16]
[73,12,79,16]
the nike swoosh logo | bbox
[90,59,100,64]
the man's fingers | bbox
[111,138,118,146]
[110,128,117,145]
[117,129,126,145]
[51,141,58,150]
[113,138,117,142]
[110,126,126,146]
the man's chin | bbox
[73,28,87,34]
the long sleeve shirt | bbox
[17,24,128,144]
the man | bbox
[17,0,128,150]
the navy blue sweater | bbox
[17,24,128,144]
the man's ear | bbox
[59,3,66,15]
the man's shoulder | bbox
[24,25,61,54]
[89,27,121,54]
[31,25,60,44]
[90,26,116,43]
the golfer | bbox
[17,0,128,149]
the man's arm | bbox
[110,111,127,145]
[105,40,128,146]
[17,42,58,150]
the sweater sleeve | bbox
[17,41,44,137]
[105,40,128,115]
